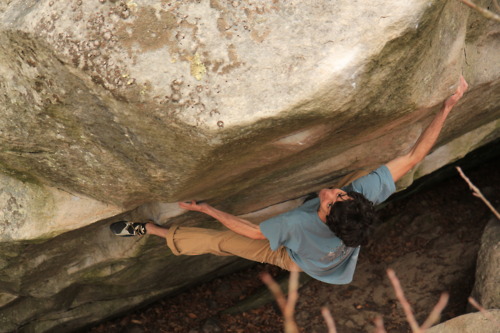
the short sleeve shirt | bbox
[260,165,396,284]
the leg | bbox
[147,223,297,271]
[145,222,168,238]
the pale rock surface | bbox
[0,173,122,241]
[0,0,498,209]
[427,310,500,333]
[0,0,499,331]
[398,119,500,189]
[470,218,500,309]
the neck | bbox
[317,210,327,223]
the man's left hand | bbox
[444,75,468,110]
[178,201,209,213]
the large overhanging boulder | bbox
[0,0,498,331]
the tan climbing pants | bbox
[165,225,297,271]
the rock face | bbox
[0,173,122,241]
[0,0,498,331]
[470,218,500,309]
[427,310,500,333]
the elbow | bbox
[256,234,267,240]
[252,231,267,240]
[252,227,267,240]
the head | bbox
[319,189,377,247]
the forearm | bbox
[201,205,266,240]
[387,76,468,182]
[387,105,451,181]
[407,104,451,163]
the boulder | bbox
[0,0,498,209]
[427,310,500,333]
[0,173,122,242]
[0,0,498,331]
[470,218,500,309]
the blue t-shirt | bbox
[260,165,396,284]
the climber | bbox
[111,76,468,284]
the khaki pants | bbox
[165,225,297,271]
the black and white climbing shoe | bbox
[110,221,147,237]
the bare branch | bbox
[373,316,387,333]
[387,269,422,333]
[456,167,500,219]
[283,318,300,333]
[261,271,299,333]
[321,307,338,333]
[468,297,500,328]
[460,0,500,22]
[284,270,300,333]
[421,292,449,330]
[495,0,500,13]
[261,272,287,312]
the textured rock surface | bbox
[470,218,500,309]
[0,173,122,242]
[0,0,499,331]
[427,310,500,333]
[0,0,498,209]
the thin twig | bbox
[460,0,500,22]
[373,316,387,333]
[495,0,500,13]
[321,307,337,333]
[283,316,300,333]
[284,270,300,333]
[456,167,500,219]
[387,269,421,333]
[420,292,449,330]
[261,272,287,312]
[261,271,300,333]
[468,297,500,328]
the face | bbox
[317,188,352,221]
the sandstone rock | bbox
[0,173,122,241]
[398,120,500,189]
[427,310,500,333]
[0,0,499,331]
[0,0,498,209]
[470,218,500,309]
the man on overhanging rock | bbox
[111,76,468,284]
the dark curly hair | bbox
[326,191,378,247]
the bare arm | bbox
[178,201,267,240]
[387,76,468,182]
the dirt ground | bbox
[87,153,499,333]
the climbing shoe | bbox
[110,221,147,237]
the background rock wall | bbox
[0,0,499,331]
[470,219,500,310]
